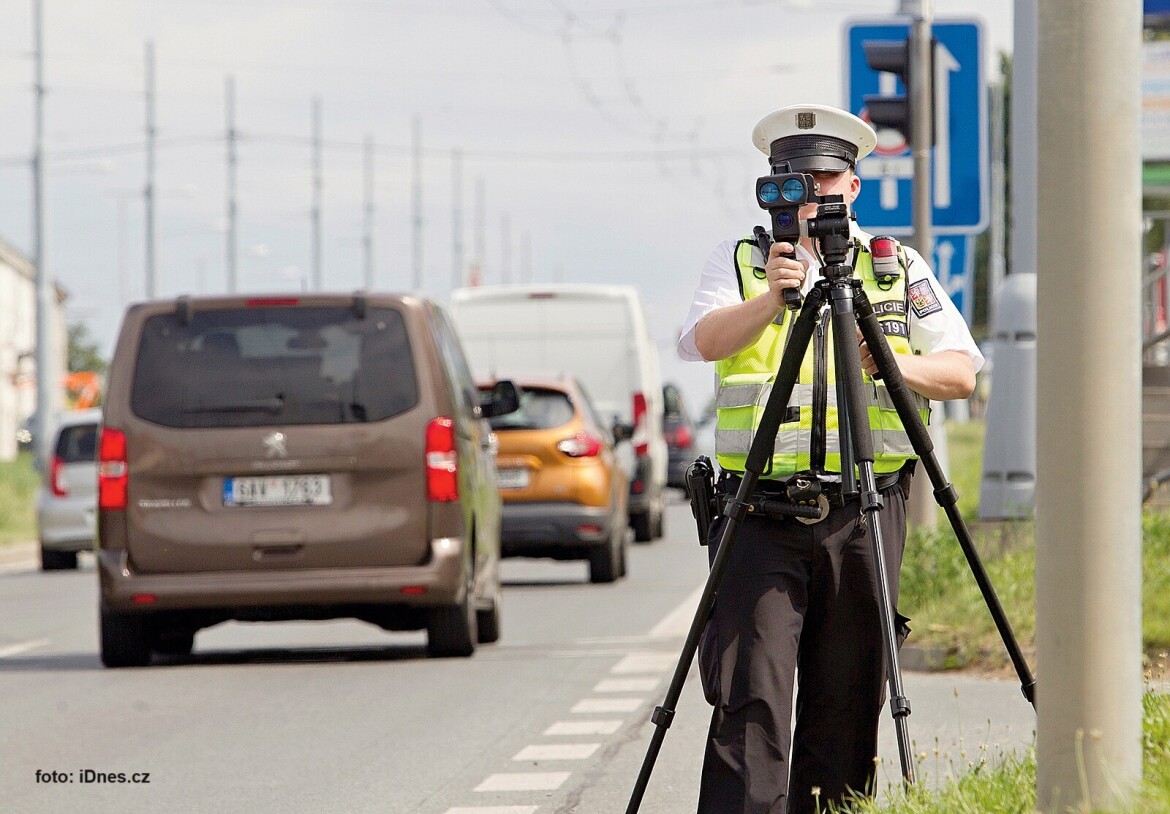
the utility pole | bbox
[225,75,238,293]
[363,133,374,290]
[521,231,531,283]
[310,96,322,291]
[144,41,157,299]
[411,116,423,291]
[1035,0,1143,808]
[500,214,511,284]
[32,0,56,465]
[472,176,485,286]
[452,148,464,291]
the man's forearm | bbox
[694,297,783,361]
[892,351,976,402]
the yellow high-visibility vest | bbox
[714,236,930,478]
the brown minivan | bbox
[97,293,517,667]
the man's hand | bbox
[765,241,808,310]
[856,326,976,401]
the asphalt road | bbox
[0,496,1036,814]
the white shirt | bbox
[677,225,985,373]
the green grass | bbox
[903,420,1170,669]
[828,691,1170,813]
[0,452,38,546]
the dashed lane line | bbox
[473,772,572,792]
[511,743,600,761]
[543,720,623,736]
[0,639,50,658]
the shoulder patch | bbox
[908,279,943,318]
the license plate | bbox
[223,475,332,507]
[496,468,529,490]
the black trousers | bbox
[696,480,908,814]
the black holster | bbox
[684,455,718,546]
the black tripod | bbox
[625,216,1036,813]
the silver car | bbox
[36,408,101,570]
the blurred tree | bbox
[67,322,108,375]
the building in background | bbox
[0,236,66,462]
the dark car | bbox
[663,383,698,489]
[97,293,517,667]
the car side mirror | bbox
[480,379,520,418]
[611,421,635,443]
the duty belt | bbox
[716,468,907,525]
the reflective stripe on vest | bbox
[713,237,930,478]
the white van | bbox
[450,284,667,542]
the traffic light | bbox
[862,36,933,146]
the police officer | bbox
[677,104,984,814]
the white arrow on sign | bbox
[933,42,960,209]
[934,239,964,297]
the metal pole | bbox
[500,214,511,284]
[225,75,238,293]
[411,115,423,291]
[310,96,322,291]
[472,176,485,285]
[363,133,374,290]
[452,148,463,291]
[32,0,56,466]
[1035,0,1143,808]
[988,81,1006,326]
[144,41,157,299]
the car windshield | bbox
[485,387,574,431]
[131,305,418,428]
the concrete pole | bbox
[144,41,157,299]
[32,0,56,466]
[452,148,463,291]
[988,81,1006,327]
[363,133,374,290]
[225,75,238,293]
[1035,0,1143,809]
[310,96,322,291]
[411,115,423,292]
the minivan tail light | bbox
[425,417,459,502]
[49,455,68,497]
[98,428,129,511]
[668,424,693,448]
[556,432,602,458]
[632,391,649,457]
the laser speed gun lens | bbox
[781,178,806,203]
[759,182,780,204]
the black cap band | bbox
[769,134,858,173]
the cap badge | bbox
[796,112,816,130]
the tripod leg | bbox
[828,284,916,785]
[854,290,1037,707]
[624,288,826,813]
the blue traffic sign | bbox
[931,234,974,323]
[845,18,988,235]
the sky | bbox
[0,0,1014,413]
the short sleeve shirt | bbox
[677,226,985,373]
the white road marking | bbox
[610,651,677,674]
[543,720,623,736]
[512,743,600,761]
[571,697,643,714]
[443,808,538,814]
[474,773,571,792]
[647,583,706,639]
[0,562,35,575]
[594,677,659,693]
[0,639,50,658]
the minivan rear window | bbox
[131,306,418,428]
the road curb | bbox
[0,542,37,569]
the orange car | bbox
[480,375,630,583]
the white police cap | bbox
[752,104,877,173]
